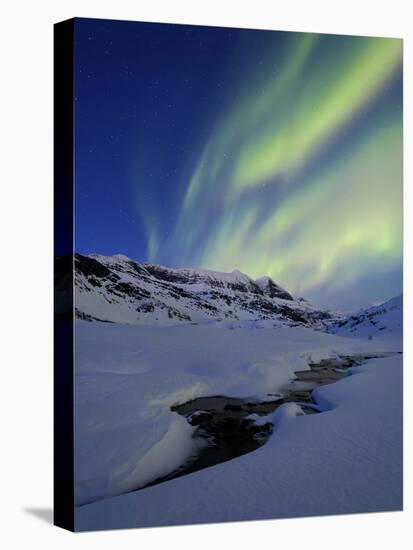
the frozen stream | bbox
[142,353,398,490]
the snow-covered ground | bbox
[74,320,402,530]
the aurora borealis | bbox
[75,19,403,310]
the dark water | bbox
[143,353,396,489]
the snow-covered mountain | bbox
[328,294,402,338]
[67,253,338,328]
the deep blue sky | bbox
[74,18,402,309]
[75,18,248,259]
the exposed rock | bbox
[69,253,340,328]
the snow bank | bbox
[74,320,401,512]
[76,352,402,530]
[109,414,202,496]
[247,403,305,428]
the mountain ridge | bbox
[55,253,401,337]
[70,253,336,328]
[328,293,402,338]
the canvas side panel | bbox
[54,18,75,532]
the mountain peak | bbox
[68,252,337,328]
[255,276,294,301]
[112,253,131,261]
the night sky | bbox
[74,18,402,310]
